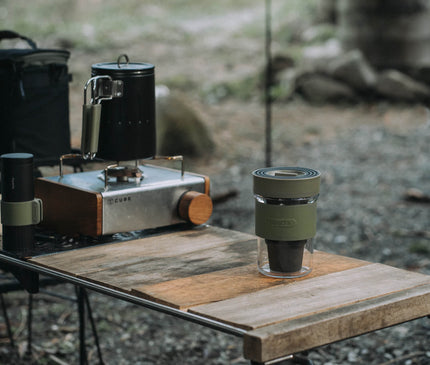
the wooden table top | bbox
[26,225,430,363]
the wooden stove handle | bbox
[178,191,213,225]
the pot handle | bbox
[117,54,129,68]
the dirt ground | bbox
[1,1,430,364]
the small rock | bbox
[301,24,336,43]
[296,72,357,103]
[327,49,378,91]
[360,348,369,356]
[347,350,358,362]
[375,69,430,101]
[51,324,59,331]
[393,349,403,357]
[303,38,342,62]
[334,235,348,244]
[382,248,392,256]
[156,85,215,157]
[302,38,343,70]
[120,332,131,341]
[403,188,430,203]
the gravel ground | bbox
[1,102,430,365]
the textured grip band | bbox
[1,199,43,226]
[255,201,317,241]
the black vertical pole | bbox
[265,0,273,167]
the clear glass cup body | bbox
[255,194,317,279]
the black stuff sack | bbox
[0,30,71,166]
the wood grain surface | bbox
[30,226,367,308]
[30,226,256,290]
[25,225,430,363]
[243,283,430,362]
[132,251,368,309]
[189,263,430,330]
[35,178,102,236]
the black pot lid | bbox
[92,54,154,77]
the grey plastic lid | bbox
[253,167,320,198]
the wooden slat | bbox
[29,226,255,276]
[243,283,430,362]
[132,251,368,309]
[81,237,255,292]
[189,263,430,330]
[29,226,256,294]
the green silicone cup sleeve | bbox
[255,201,317,241]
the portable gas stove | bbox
[33,55,213,238]
[35,160,212,237]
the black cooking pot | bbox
[91,56,155,161]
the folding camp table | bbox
[1,225,429,364]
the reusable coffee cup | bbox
[253,167,320,278]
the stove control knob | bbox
[178,191,213,225]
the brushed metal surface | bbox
[45,165,207,234]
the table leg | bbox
[82,287,104,364]
[26,294,33,357]
[76,286,88,365]
[0,293,15,348]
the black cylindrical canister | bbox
[1,153,35,257]
[91,60,156,161]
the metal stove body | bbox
[35,164,211,237]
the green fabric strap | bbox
[255,201,317,241]
[1,199,43,226]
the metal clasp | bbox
[84,75,124,105]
